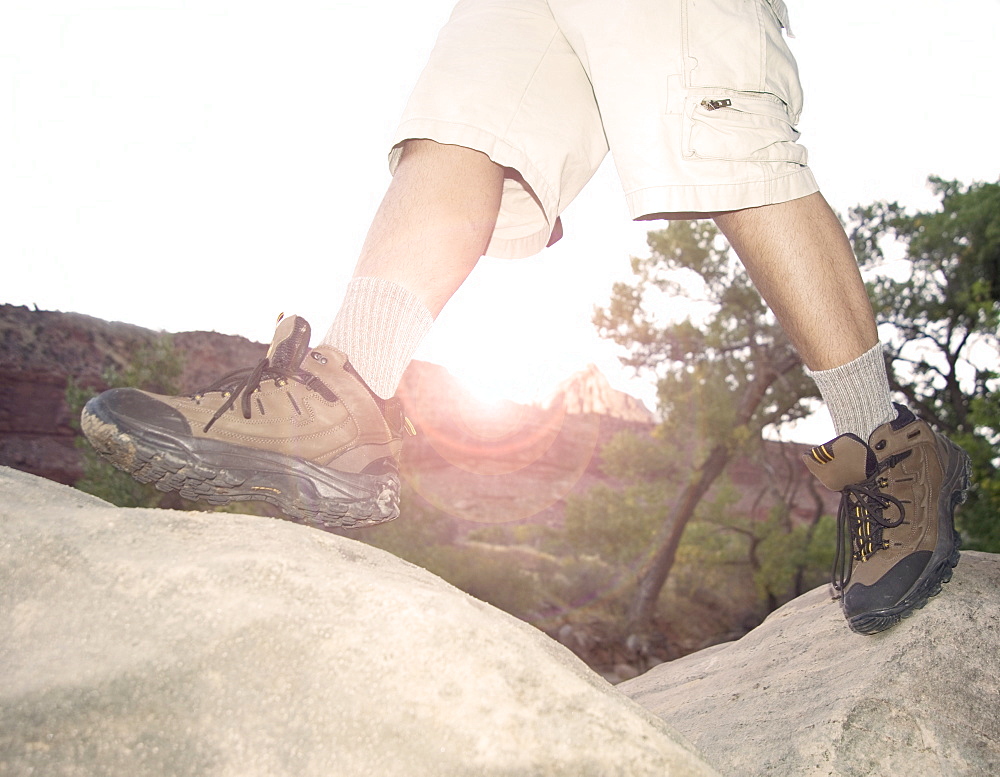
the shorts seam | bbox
[755,0,767,91]
[622,165,810,198]
[501,26,562,140]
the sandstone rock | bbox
[544,363,655,424]
[0,467,718,777]
[620,552,1000,777]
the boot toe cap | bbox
[84,388,193,437]
[843,550,932,619]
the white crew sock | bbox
[322,277,434,399]
[807,342,896,441]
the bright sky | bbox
[4,1,999,441]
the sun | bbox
[416,316,562,408]
[453,368,535,407]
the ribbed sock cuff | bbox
[322,277,434,399]
[806,342,895,441]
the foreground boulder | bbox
[621,550,1000,776]
[0,468,717,777]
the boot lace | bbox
[193,356,333,433]
[832,451,911,595]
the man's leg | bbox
[322,139,505,399]
[80,139,504,527]
[354,139,505,317]
[713,192,875,371]
[716,193,971,635]
[713,192,893,441]
[80,0,595,527]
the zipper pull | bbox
[701,98,732,111]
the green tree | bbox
[850,178,1000,550]
[706,502,835,613]
[702,441,836,612]
[562,429,738,654]
[564,430,679,566]
[594,220,816,634]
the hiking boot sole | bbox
[81,396,400,530]
[847,447,972,635]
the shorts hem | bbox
[625,167,820,219]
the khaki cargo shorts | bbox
[390,0,820,259]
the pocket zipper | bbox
[700,98,733,111]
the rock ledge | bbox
[620,549,1000,776]
[0,467,716,777]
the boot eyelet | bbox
[310,352,328,365]
[874,440,887,451]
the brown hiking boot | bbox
[803,404,971,634]
[81,314,412,529]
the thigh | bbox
[390,0,609,259]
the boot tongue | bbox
[266,314,312,370]
[802,434,878,491]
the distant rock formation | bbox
[0,301,836,561]
[0,304,664,531]
[0,304,654,490]
[545,363,655,424]
[621,551,1000,776]
[0,467,719,777]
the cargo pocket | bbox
[685,92,808,164]
[682,0,803,120]
[682,0,766,92]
